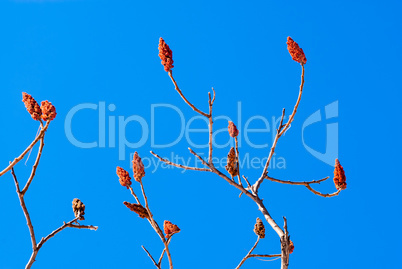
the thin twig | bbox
[150,151,211,172]
[138,181,174,269]
[207,88,215,164]
[249,254,281,258]
[254,65,305,193]
[266,176,330,185]
[128,186,142,204]
[36,217,98,250]
[188,147,210,167]
[158,237,172,266]
[142,245,160,269]
[0,121,50,177]
[304,185,342,197]
[11,167,36,252]
[22,132,46,194]
[235,236,260,269]
[168,71,209,117]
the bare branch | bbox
[36,217,97,250]
[142,245,160,269]
[266,176,330,185]
[235,236,260,269]
[208,89,214,164]
[150,151,211,172]
[305,185,341,197]
[168,71,209,117]
[21,133,46,194]
[279,65,305,136]
[188,147,210,167]
[0,121,50,177]
[253,65,306,193]
[138,181,174,269]
[11,167,36,252]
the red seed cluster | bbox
[287,37,307,65]
[22,92,42,121]
[123,201,149,219]
[164,220,180,238]
[228,121,239,138]
[132,152,145,182]
[72,198,85,220]
[117,166,132,189]
[289,240,294,254]
[40,100,57,121]
[158,37,174,72]
[333,159,347,190]
[225,147,238,178]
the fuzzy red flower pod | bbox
[287,37,307,65]
[158,37,174,72]
[333,159,347,190]
[132,152,145,182]
[123,201,149,219]
[164,220,180,238]
[228,121,239,138]
[225,147,238,178]
[22,92,42,121]
[289,240,294,254]
[40,100,57,121]
[117,166,132,189]
[72,198,85,220]
[254,218,265,238]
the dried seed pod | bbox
[228,121,239,138]
[158,37,174,72]
[333,159,347,190]
[254,217,265,238]
[287,37,307,65]
[164,220,180,238]
[40,100,57,121]
[132,152,145,182]
[22,92,42,121]
[123,201,149,219]
[116,166,132,189]
[225,147,238,177]
[289,240,294,254]
[72,198,85,220]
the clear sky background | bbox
[0,0,401,268]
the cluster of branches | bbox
[0,93,97,269]
[116,37,347,269]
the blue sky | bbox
[0,0,401,268]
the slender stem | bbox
[0,121,50,177]
[168,71,209,117]
[266,176,330,185]
[139,182,174,269]
[158,237,171,266]
[150,151,211,172]
[279,65,305,136]
[128,186,142,204]
[249,254,281,258]
[142,245,160,269]
[235,236,260,269]
[305,185,341,197]
[22,132,46,194]
[208,88,215,164]
[253,109,285,193]
[254,64,305,193]
[11,167,36,251]
[266,175,341,197]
